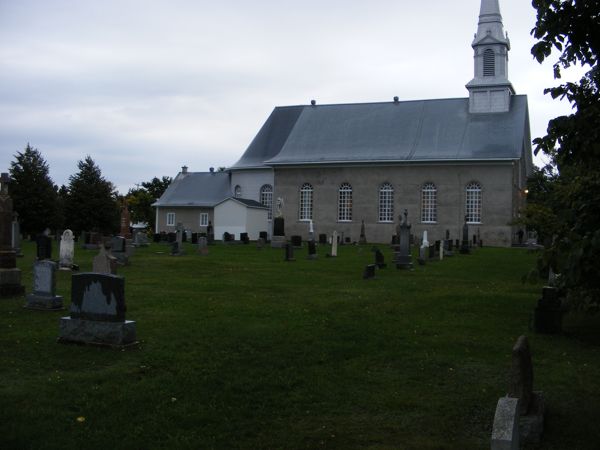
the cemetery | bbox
[1,237,599,449]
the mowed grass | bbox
[1,240,599,449]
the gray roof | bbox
[153,172,230,207]
[232,96,530,168]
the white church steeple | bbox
[466,0,515,113]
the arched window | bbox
[421,182,437,223]
[260,184,273,220]
[483,49,495,77]
[338,183,353,222]
[299,183,313,221]
[234,185,242,198]
[378,182,394,223]
[465,182,482,224]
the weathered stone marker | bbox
[59,229,75,270]
[58,273,137,347]
[393,210,413,269]
[362,264,376,280]
[0,173,24,297]
[307,240,317,260]
[92,245,117,275]
[491,397,520,450]
[284,243,295,262]
[25,260,63,310]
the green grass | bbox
[1,240,599,449]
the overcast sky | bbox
[0,0,582,193]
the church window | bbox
[166,212,175,226]
[299,183,313,221]
[466,182,482,224]
[234,185,242,197]
[421,183,437,223]
[338,183,353,222]
[483,49,495,76]
[378,183,394,223]
[260,184,273,220]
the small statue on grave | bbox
[275,197,284,218]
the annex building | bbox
[154,0,533,247]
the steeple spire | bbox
[466,0,514,113]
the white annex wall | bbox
[246,207,269,240]
[214,200,246,240]
[230,169,274,202]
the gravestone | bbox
[12,215,22,256]
[133,231,149,247]
[240,232,249,244]
[359,220,367,244]
[119,200,132,239]
[308,220,314,242]
[59,229,75,270]
[191,232,198,244]
[36,230,52,260]
[259,231,268,242]
[307,240,317,260]
[284,243,295,261]
[418,246,427,265]
[506,335,545,444]
[170,241,184,256]
[318,233,327,245]
[207,221,215,245]
[92,245,117,275]
[439,243,444,260]
[291,235,302,248]
[153,233,161,243]
[434,240,441,254]
[329,231,338,257]
[373,247,386,269]
[271,216,286,248]
[460,216,470,254]
[0,173,25,297]
[110,236,128,265]
[428,245,435,260]
[393,210,413,269]
[198,237,209,255]
[491,397,520,450]
[362,264,376,280]
[533,286,563,334]
[182,230,188,242]
[58,273,137,347]
[25,260,63,310]
[256,238,265,249]
[167,232,176,243]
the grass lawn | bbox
[1,240,599,449]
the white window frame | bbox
[260,185,273,221]
[166,212,175,226]
[466,182,482,224]
[378,182,394,223]
[299,183,313,221]
[338,183,353,222]
[421,182,437,223]
[199,212,209,227]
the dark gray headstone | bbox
[36,234,52,260]
[307,240,317,259]
[285,243,295,261]
[363,264,376,279]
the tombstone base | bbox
[520,391,545,444]
[271,236,286,248]
[59,317,137,347]
[25,293,64,310]
[394,255,413,270]
[0,268,25,297]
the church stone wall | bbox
[273,163,517,247]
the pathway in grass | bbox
[1,241,599,449]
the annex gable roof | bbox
[153,171,231,207]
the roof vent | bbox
[209,167,214,173]
[393,96,399,103]
[182,165,188,174]
[310,99,316,106]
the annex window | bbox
[234,185,242,198]
[338,183,353,222]
[166,212,175,226]
[299,183,313,221]
[378,182,394,223]
[483,49,495,77]
[199,212,209,227]
[465,182,482,224]
[260,184,273,220]
[421,183,437,223]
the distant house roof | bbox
[230,96,530,168]
[214,197,268,209]
[153,172,230,207]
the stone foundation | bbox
[59,317,137,347]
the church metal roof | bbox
[231,95,529,168]
[152,172,231,207]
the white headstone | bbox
[331,231,338,257]
[421,230,429,248]
[59,229,75,269]
[33,260,56,295]
[491,397,521,450]
[439,243,444,260]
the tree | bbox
[126,176,172,230]
[531,0,600,311]
[64,156,120,235]
[9,144,59,236]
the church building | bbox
[154,0,532,247]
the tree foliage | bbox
[9,144,59,236]
[126,176,171,230]
[531,0,600,311]
[64,156,120,235]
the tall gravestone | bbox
[460,215,470,254]
[307,240,317,260]
[36,229,52,260]
[119,200,132,239]
[0,173,24,297]
[271,197,286,248]
[12,213,22,256]
[110,236,128,265]
[59,229,75,270]
[329,231,338,257]
[58,273,137,347]
[25,260,63,310]
[93,245,118,275]
[359,220,367,245]
[393,210,413,269]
